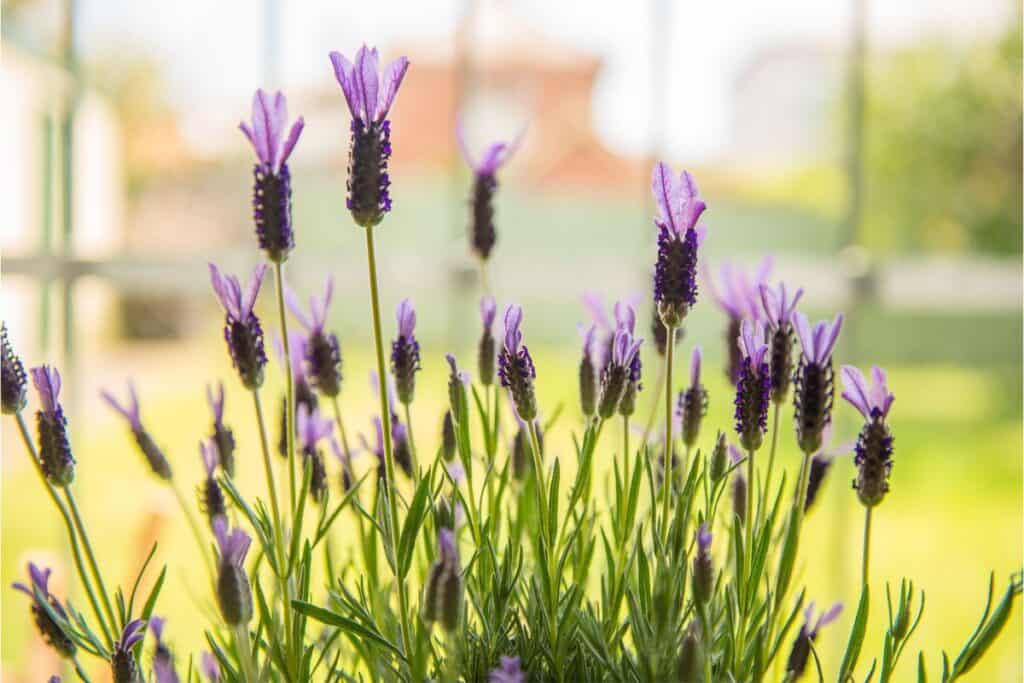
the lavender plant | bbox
[5,42,1021,683]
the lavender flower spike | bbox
[1,322,28,414]
[615,301,644,417]
[692,523,714,604]
[150,616,180,683]
[12,562,76,658]
[478,296,497,386]
[422,528,463,631]
[210,263,269,390]
[489,656,526,683]
[457,121,523,261]
[734,320,771,451]
[287,277,343,397]
[330,45,410,227]
[200,652,221,682]
[677,345,708,447]
[786,602,843,680]
[199,440,227,530]
[240,90,304,262]
[498,304,538,421]
[206,382,236,477]
[793,312,843,454]
[214,517,253,626]
[297,404,333,503]
[111,619,146,683]
[651,163,707,328]
[391,298,421,405]
[30,365,75,486]
[597,326,643,420]
[842,365,895,507]
[102,382,173,480]
[760,282,803,403]
[578,325,598,417]
[705,258,773,384]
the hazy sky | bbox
[74,0,1010,162]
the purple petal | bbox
[816,602,843,630]
[311,276,335,332]
[819,314,843,361]
[759,284,780,325]
[455,119,476,168]
[278,117,304,170]
[354,45,380,123]
[29,562,51,592]
[728,444,744,464]
[503,305,523,352]
[240,263,268,319]
[792,313,815,360]
[651,162,678,235]
[328,51,360,119]
[438,528,458,564]
[396,299,416,339]
[206,382,225,423]
[249,91,271,165]
[690,346,702,387]
[869,365,894,416]
[613,301,636,334]
[101,384,142,432]
[201,652,221,681]
[149,615,166,640]
[284,285,312,331]
[377,56,409,121]
[30,366,62,414]
[208,264,240,320]
[679,198,706,233]
[480,296,497,329]
[119,618,147,650]
[697,523,712,552]
[200,440,219,476]
[840,365,872,419]
[581,291,611,330]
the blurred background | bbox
[2,0,1021,679]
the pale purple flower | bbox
[150,616,179,683]
[213,517,251,569]
[489,656,525,683]
[200,439,219,477]
[759,282,804,330]
[206,382,226,427]
[457,120,523,176]
[201,652,221,682]
[329,46,409,125]
[209,263,267,323]
[610,328,643,369]
[697,523,712,553]
[793,313,844,366]
[296,404,333,453]
[480,296,497,331]
[115,618,147,652]
[503,305,524,354]
[738,320,769,367]
[100,382,143,432]
[239,90,304,176]
[286,276,334,335]
[396,299,416,339]
[841,365,895,421]
[31,365,62,416]
[705,258,773,321]
[498,305,538,421]
[651,163,707,240]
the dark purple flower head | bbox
[201,652,220,682]
[331,46,409,227]
[102,382,173,480]
[692,523,714,604]
[13,562,77,659]
[457,122,523,261]
[489,656,526,683]
[499,305,538,422]
[678,346,708,447]
[578,324,598,417]
[793,313,843,366]
[843,365,895,507]
[734,320,771,451]
[288,278,344,398]
[329,46,409,125]
[597,327,643,419]
[787,602,843,679]
[209,263,268,390]
[2,322,28,414]
[199,440,227,528]
[31,365,62,416]
[111,619,146,683]
[841,365,894,421]
[652,163,707,328]
[239,90,303,176]
[422,528,463,631]
[206,382,235,477]
[391,299,421,405]
[31,366,76,486]
[213,518,253,625]
[760,282,802,403]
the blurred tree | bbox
[861,28,1022,255]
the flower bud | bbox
[708,432,728,482]
[214,520,253,627]
[422,530,462,632]
[32,367,75,486]
[691,525,714,605]
[677,626,704,683]
[441,410,457,462]
[1,323,28,414]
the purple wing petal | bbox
[840,365,872,419]
[354,45,380,123]
[278,117,304,170]
[200,439,219,476]
[251,90,272,166]
[396,299,416,338]
[284,285,312,331]
[690,346,702,387]
[201,651,221,681]
[503,304,523,352]
[792,313,815,359]
[759,284,780,325]
[581,291,610,330]
[377,56,410,120]
[817,602,844,630]
[328,51,360,119]
[479,296,497,329]
[31,366,61,414]
[651,163,678,235]
[241,263,268,318]
[613,301,636,334]
[819,314,843,361]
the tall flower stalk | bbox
[651,162,707,544]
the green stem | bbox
[660,326,676,547]
[13,412,113,648]
[760,402,782,524]
[170,479,215,579]
[273,260,297,517]
[403,402,419,480]
[861,506,873,587]
[250,388,293,667]
[63,488,118,633]
[363,226,414,664]
[745,447,755,580]
[623,414,630,460]
[72,655,92,683]
[329,395,353,459]
[234,624,258,682]
[527,419,549,543]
